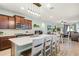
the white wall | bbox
[0,8,24,16]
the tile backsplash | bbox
[0,29,34,36]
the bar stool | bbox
[44,36,52,56]
[21,38,44,56]
[32,38,44,56]
[55,34,61,55]
[52,35,57,55]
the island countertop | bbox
[9,34,54,56]
[9,34,49,46]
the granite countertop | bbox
[9,34,49,46]
[9,37,33,46]
[9,35,42,46]
[0,33,34,37]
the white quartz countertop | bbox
[9,37,32,46]
[0,34,15,37]
[9,34,47,46]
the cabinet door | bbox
[20,18,25,29]
[0,38,1,50]
[27,20,32,29]
[0,36,16,50]
[15,16,21,24]
[0,37,11,50]
[25,19,28,29]
[15,16,21,29]
[29,21,32,29]
[21,18,25,25]
[0,15,9,29]
[9,16,15,29]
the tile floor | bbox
[0,49,11,56]
[58,38,79,56]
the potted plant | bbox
[33,24,40,28]
[57,27,60,32]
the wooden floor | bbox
[1,38,79,56]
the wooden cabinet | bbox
[24,19,28,29]
[14,16,21,29]
[0,15,32,29]
[14,15,25,29]
[14,15,24,24]
[0,37,11,50]
[29,20,32,29]
[0,15,16,29]
[21,17,25,25]
[8,16,15,29]
[0,36,16,50]
[14,15,32,29]
[21,18,25,29]
[0,15,9,29]
[25,19,28,25]
[15,16,21,24]
[27,20,32,29]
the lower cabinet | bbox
[0,36,16,50]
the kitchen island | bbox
[9,34,49,56]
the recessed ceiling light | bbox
[46,4,54,9]
[47,4,51,8]
[21,7,25,10]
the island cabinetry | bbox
[0,36,16,50]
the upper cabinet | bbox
[0,15,9,29]
[21,17,25,25]
[14,16,21,24]
[14,16,21,29]
[20,17,26,30]
[14,15,32,30]
[0,14,32,29]
[8,16,15,29]
[27,20,32,29]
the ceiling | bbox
[0,3,79,24]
